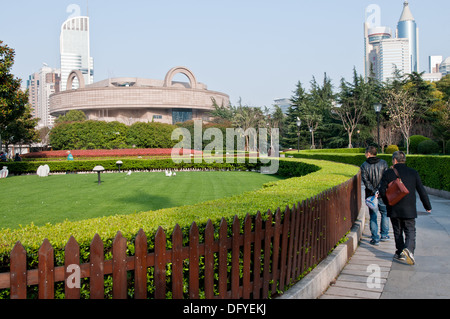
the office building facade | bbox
[364,24,392,80]
[396,1,419,73]
[364,1,419,82]
[27,66,61,128]
[60,15,94,91]
[378,38,411,83]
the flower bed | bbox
[22,148,202,159]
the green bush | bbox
[385,145,399,154]
[287,150,450,192]
[409,135,430,154]
[50,121,129,150]
[0,158,359,298]
[295,148,366,154]
[126,122,178,149]
[417,139,440,154]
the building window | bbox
[172,108,192,124]
[153,115,162,120]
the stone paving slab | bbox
[320,212,395,299]
[320,193,450,299]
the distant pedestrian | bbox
[67,151,74,161]
[361,146,389,245]
[14,153,22,162]
[379,151,432,265]
[0,152,6,162]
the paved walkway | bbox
[320,193,450,299]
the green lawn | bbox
[0,171,283,230]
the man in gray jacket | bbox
[361,146,389,245]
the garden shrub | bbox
[0,158,358,298]
[126,122,179,149]
[409,135,430,154]
[287,150,450,192]
[385,145,399,154]
[50,121,129,150]
[417,139,440,154]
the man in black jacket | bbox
[361,146,389,245]
[379,151,432,265]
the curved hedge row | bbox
[0,158,358,260]
[0,158,360,299]
[286,151,450,192]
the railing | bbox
[0,172,361,299]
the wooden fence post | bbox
[38,239,54,299]
[112,231,127,299]
[218,218,228,299]
[189,222,200,299]
[253,212,262,299]
[171,224,184,299]
[154,227,166,299]
[65,236,80,299]
[242,214,252,299]
[90,234,104,299]
[10,241,27,299]
[204,220,215,299]
[134,229,148,299]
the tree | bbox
[432,100,450,154]
[333,69,377,148]
[2,104,39,151]
[283,81,308,149]
[210,98,235,124]
[232,103,265,151]
[382,87,418,154]
[0,41,29,150]
[54,110,87,124]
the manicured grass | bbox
[0,171,283,230]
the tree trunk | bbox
[348,132,353,148]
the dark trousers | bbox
[390,217,416,255]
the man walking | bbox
[379,151,432,265]
[361,146,389,245]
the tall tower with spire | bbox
[397,1,419,72]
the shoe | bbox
[402,248,415,265]
[370,239,380,246]
[380,236,390,242]
[394,252,406,262]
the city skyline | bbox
[2,0,450,108]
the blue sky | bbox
[2,0,449,108]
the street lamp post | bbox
[374,103,382,152]
[296,117,301,152]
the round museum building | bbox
[49,66,230,125]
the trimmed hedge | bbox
[3,158,261,175]
[0,158,358,298]
[287,151,450,192]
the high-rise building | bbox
[429,56,443,73]
[364,1,419,82]
[364,24,392,80]
[60,15,94,91]
[378,38,411,83]
[440,57,450,76]
[396,1,419,72]
[273,98,292,115]
[27,65,61,128]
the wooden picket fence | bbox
[0,172,361,299]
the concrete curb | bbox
[279,204,367,299]
[424,186,450,200]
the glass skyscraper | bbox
[60,15,94,91]
[396,1,419,72]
